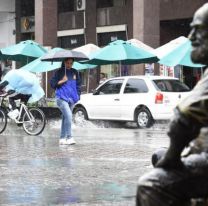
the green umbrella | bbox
[84,40,158,65]
[155,36,204,67]
[0,40,47,63]
[20,48,63,73]
[73,62,97,70]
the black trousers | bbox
[136,153,208,206]
[8,93,31,110]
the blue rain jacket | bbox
[2,69,45,103]
[50,67,81,104]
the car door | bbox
[118,78,150,120]
[87,78,124,119]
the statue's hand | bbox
[155,156,184,169]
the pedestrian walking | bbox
[50,58,81,145]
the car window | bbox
[153,79,190,92]
[97,79,124,95]
[124,78,148,93]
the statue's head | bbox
[189,3,208,65]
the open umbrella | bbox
[84,40,158,65]
[20,48,63,73]
[72,43,99,70]
[127,38,155,52]
[41,49,88,62]
[154,36,204,67]
[0,40,47,63]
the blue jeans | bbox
[56,98,73,139]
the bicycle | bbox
[0,92,46,135]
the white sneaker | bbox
[66,137,76,145]
[8,109,19,120]
[59,138,68,145]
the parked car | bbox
[73,75,191,128]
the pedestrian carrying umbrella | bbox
[0,40,47,63]
[154,36,204,67]
[84,40,158,65]
[20,48,63,73]
[41,49,88,62]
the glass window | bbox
[58,0,75,13]
[97,0,126,8]
[124,79,148,93]
[96,79,123,95]
[58,35,85,49]
[21,0,34,17]
[97,0,113,8]
[153,79,190,92]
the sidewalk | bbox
[0,122,168,205]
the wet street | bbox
[0,120,169,205]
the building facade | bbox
[12,0,208,96]
[0,0,15,75]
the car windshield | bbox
[153,79,190,92]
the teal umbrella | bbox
[84,40,158,65]
[155,36,204,67]
[73,62,97,70]
[0,40,47,63]
[20,48,63,73]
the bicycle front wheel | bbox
[22,108,46,135]
[0,108,7,134]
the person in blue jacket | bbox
[50,58,81,145]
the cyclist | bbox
[0,69,45,120]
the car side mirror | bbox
[93,89,99,95]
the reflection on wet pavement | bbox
[0,121,169,205]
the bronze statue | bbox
[136,3,208,206]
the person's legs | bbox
[137,153,208,206]
[56,99,73,142]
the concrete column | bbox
[15,0,21,43]
[132,0,160,75]
[85,0,97,44]
[126,0,133,39]
[35,0,57,98]
[35,0,57,47]
[85,0,99,92]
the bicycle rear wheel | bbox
[22,108,46,135]
[0,108,7,134]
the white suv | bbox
[73,75,191,128]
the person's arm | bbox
[156,107,202,169]
[73,69,81,96]
[50,70,66,89]
[0,80,9,90]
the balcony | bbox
[97,6,127,26]
[58,11,84,30]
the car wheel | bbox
[136,108,153,128]
[73,107,88,123]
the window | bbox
[124,79,148,93]
[97,0,113,8]
[153,80,190,92]
[58,35,85,49]
[97,79,123,95]
[58,0,75,13]
[97,0,125,8]
[21,0,34,17]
